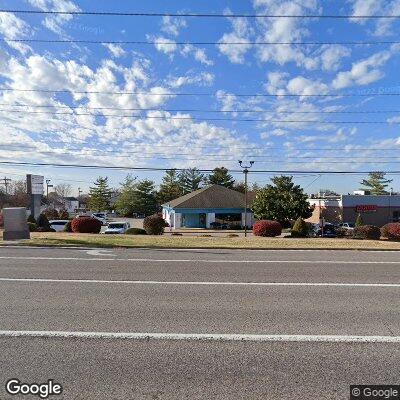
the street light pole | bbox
[238,160,254,237]
[46,179,53,199]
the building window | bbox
[214,213,242,229]
[393,211,400,222]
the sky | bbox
[0,0,400,195]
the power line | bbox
[0,87,399,97]
[0,108,398,124]
[1,160,400,175]
[4,38,400,46]
[1,102,399,114]
[2,10,400,18]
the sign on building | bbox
[355,205,378,213]
[27,174,44,195]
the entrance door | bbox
[199,213,206,228]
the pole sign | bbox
[27,175,44,195]
[355,204,378,213]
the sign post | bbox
[27,174,44,220]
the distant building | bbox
[162,185,254,229]
[307,194,400,226]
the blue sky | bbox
[0,0,400,195]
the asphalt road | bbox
[1,246,400,399]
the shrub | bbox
[59,209,69,219]
[43,208,59,220]
[355,213,364,227]
[336,227,353,238]
[37,227,56,232]
[143,214,167,235]
[63,221,72,232]
[200,234,212,237]
[28,222,37,232]
[353,225,381,240]
[71,217,102,234]
[125,227,147,235]
[291,218,309,237]
[27,214,36,224]
[227,233,239,237]
[171,232,183,236]
[381,223,400,240]
[253,220,282,237]
[37,213,51,231]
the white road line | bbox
[0,330,399,343]
[0,256,399,264]
[0,278,400,287]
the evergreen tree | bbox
[355,213,364,227]
[158,169,183,204]
[207,167,235,188]
[232,181,247,193]
[133,180,158,216]
[360,172,393,195]
[88,176,112,211]
[114,175,137,217]
[252,175,313,227]
[179,168,205,194]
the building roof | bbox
[162,185,246,209]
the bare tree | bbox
[53,183,72,207]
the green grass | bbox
[6,232,400,250]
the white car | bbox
[49,220,70,232]
[339,222,355,230]
[91,213,108,225]
[103,222,130,234]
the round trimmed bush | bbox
[27,214,36,224]
[291,218,309,237]
[125,227,147,235]
[71,217,102,233]
[37,213,51,231]
[28,222,37,232]
[253,220,282,237]
[353,225,381,240]
[381,223,400,240]
[143,214,167,235]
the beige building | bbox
[307,194,400,227]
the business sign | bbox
[355,204,378,213]
[27,174,44,195]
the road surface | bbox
[0,246,399,399]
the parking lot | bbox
[0,246,400,399]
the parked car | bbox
[91,213,108,225]
[103,222,130,234]
[49,220,70,232]
[338,222,355,230]
[315,223,337,238]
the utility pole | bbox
[1,177,11,194]
[78,187,83,210]
[46,179,53,199]
[238,160,254,237]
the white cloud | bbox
[332,50,392,89]
[27,0,80,35]
[151,36,177,55]
[181,44,214,66]
[218,16,253,64]
[348,0,400,36]
[161,16,187,36]
[319,45,351,71]
[0,12,32,53]
[169,72,214,88]
[103,43,126,58]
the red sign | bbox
[355,205,378,213]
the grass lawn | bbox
[4,231,400,250]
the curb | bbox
[1,243,400,252]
